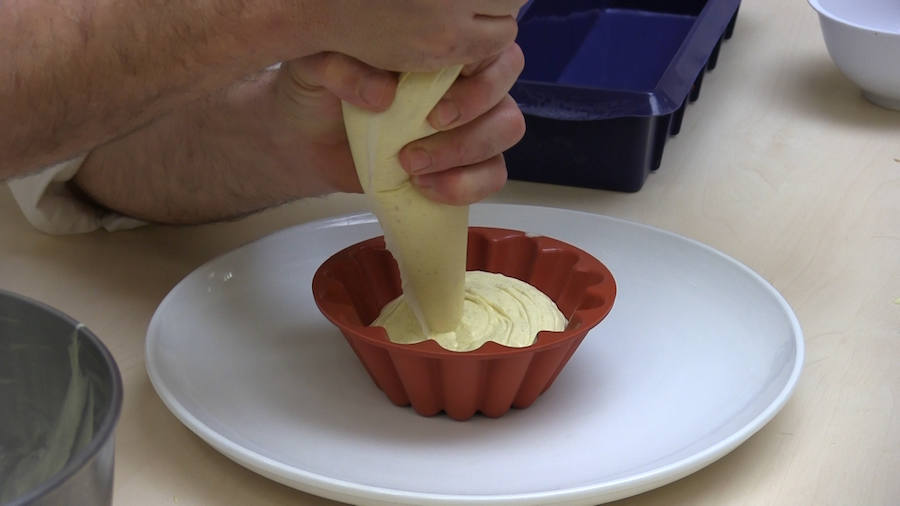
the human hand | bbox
[313,0,528,71]
[275,45,525,205]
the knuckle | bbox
[507,43,525,75]
[429,136,467,172]
[471,159,508,203]
[492,19,519,50]
[506,106,527,144]
[477,130,499,160]
[442,170,468,204]
[429,25,461,58]
[505,21,520,46]
[464,36,504,63]
[458,84,495,123]
[318,52,341,77]
[452,136,473,166]
[288,56,324,90]
[320,53,352,89]
[471,40,499,62]
[491,98,526,148]
[488,159,509,194]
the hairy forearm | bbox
[71,70,346,225]
[0,0,318,180]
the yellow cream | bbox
[342,69,565,352]
[343,68,467,335]
[373,271,567,352]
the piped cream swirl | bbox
[374,271,567,352]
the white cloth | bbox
[7,156,146,234]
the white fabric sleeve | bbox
[7,155,146,234]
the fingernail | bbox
[403,148,432,174]
[360,78,388,108]
[432,98,460,128]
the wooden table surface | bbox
[2,0,898,504]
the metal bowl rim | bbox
[0,289,123,506]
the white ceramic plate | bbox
[146,204,804,505]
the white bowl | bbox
[808,0,900,110]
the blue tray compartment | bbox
[507,0,741,192]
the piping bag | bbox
[342,66,466,336]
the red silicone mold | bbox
[311,227,616,421]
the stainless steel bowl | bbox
[0,290,122,506]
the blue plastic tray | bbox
[507,0,741,192]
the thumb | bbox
[281,53,398,112]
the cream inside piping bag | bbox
[342,68,566,350]
[343,67,467,335]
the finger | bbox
[473,0,530,17]
[401,95,525,175]
[411,155,508,205]
[456,14,519,65]
[429,44,524,130]
[282,52,397,112]
[460,52,501,78]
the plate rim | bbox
[145,203,805,505]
